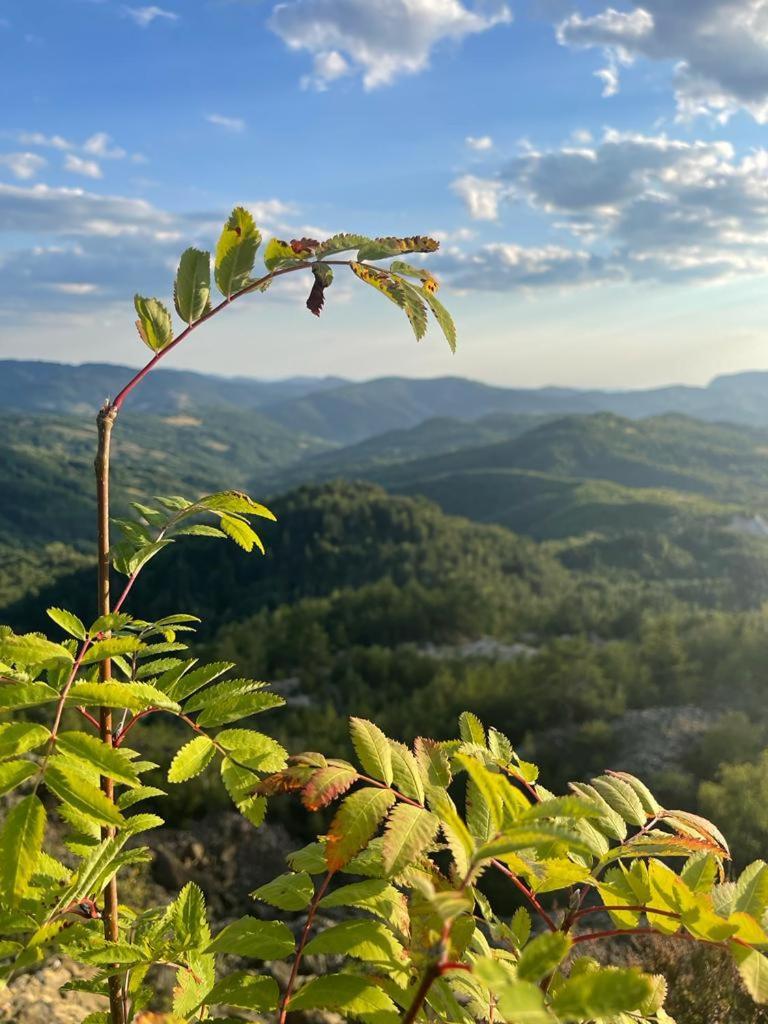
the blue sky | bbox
[2,0,768,387]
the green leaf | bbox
[206,917,295,959]
[263,237,305,272]
[172,882,211,950]
[510,907,532,948]
[459,711,486,746]
[681,852,719,894]
[551,967,654,1020]
[196,690,283,728]
[220,758,266,826]
[381,804,439,876]
[168,736,215,783]
[215,207,261,297]
[591,775,648,827]
[45,760,125,828]
[325,787,396,872]
[162,661,234,702]
[393,275,429,341]
[314,233,371,258]
[47,607,86,640]
[319,879,409,935]
[205,972,278,1012]
[388,740,424,802]
[350,717,393,785]
[0,759,39,796]
[67,681,180,713]
[303,919,405,966]
[422,288,457,353]
[0,722,50,759]
[134,295,173,352]
[79,637,144,665]
[220,514,264,553]
[475,962,551,1024]
[215,729,287,772]
[733,945,768,1004]
[516,931,572,983]
[56,731,141,787]
[290,974,398,1015]
[0,795,46,903]
[195,490,275,519]
[0,632,73,666]
[733,861,768,918]
[301,763,358,810]
[251,871,314,912]
[0,682,59,711]
[174,247,211,323]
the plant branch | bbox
[491,859,558,932]
[278,871,334,1024]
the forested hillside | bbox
[4,363,768,871]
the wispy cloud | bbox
[64,153,103,179]
[466,135,494,151]
[124,5,178,27]
[0,152,47,181]
[205,113,246,133]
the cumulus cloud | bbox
[466,135,494,151]
[435,241,617,290]
[452,174,504,220]
[205,113,246,132]
[83,133,127,159]
[124,5,178,26]
[64,154,103,179]
[0,152,47,181]
[269,0,512,89]
[556,1,768,122]
[448,129,768,289]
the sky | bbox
[2,0,768,388]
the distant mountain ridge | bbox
[5,360,768,438]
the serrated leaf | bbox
[205,972,278,1012]
[220,514,263,553]
[551,967,654,1020]
[47,607,86,640]
[172,882,211,950]
[215,729,286,772]
[319,879,409,935]
[302,764,358,810]
[510,906,532,948]
[314,233,370,258]
[220,757,266,826]
[196,689,283,728]
[350,717,393,785]
[215,207,261,297]
[325,787,396,872]
[393,275,429,340]
[422,287,457,353]
[733,945,768,1003]
[206,917,294,959]
[591,775,647,827]
[0,722,50,759]
[56,731,141,787]
[0,795,45,903]
[168,736,215,783]
[0,681,59,710]
[45,760,125,828]
[388,740,424,802]
[251,872,314,911]
[733,861,768,918]
[382,804,438,877]
[304,918,405,968]
[174,247,211,323]
[67,681,180,713]
[0,633,73,666]
[290,974,397,1015]
[263,237,305,272]
[134,295,173,352]
[517,931,571,983]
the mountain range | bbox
[8,360,768,439]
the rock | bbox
[0,958,106,1024]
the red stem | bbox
[278,871,334,1024]
[491,860,558,932]
[572,905,680,921]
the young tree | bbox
[0,209,766,1024]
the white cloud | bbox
[269,0,512,89]
[556,1,768,123]
[452,174,504,220]
[0,152,47,181]
[435,241,617,290]
[124,5,178,27]
[466,135,494,151]
[64,154,103,179]
[301,50,350,89]
[83,133,127,159]
[49,282,100,295]
[448,129,768,288]
[205,113,246,133]
[595,63,619,97]
[18,132,73,150]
